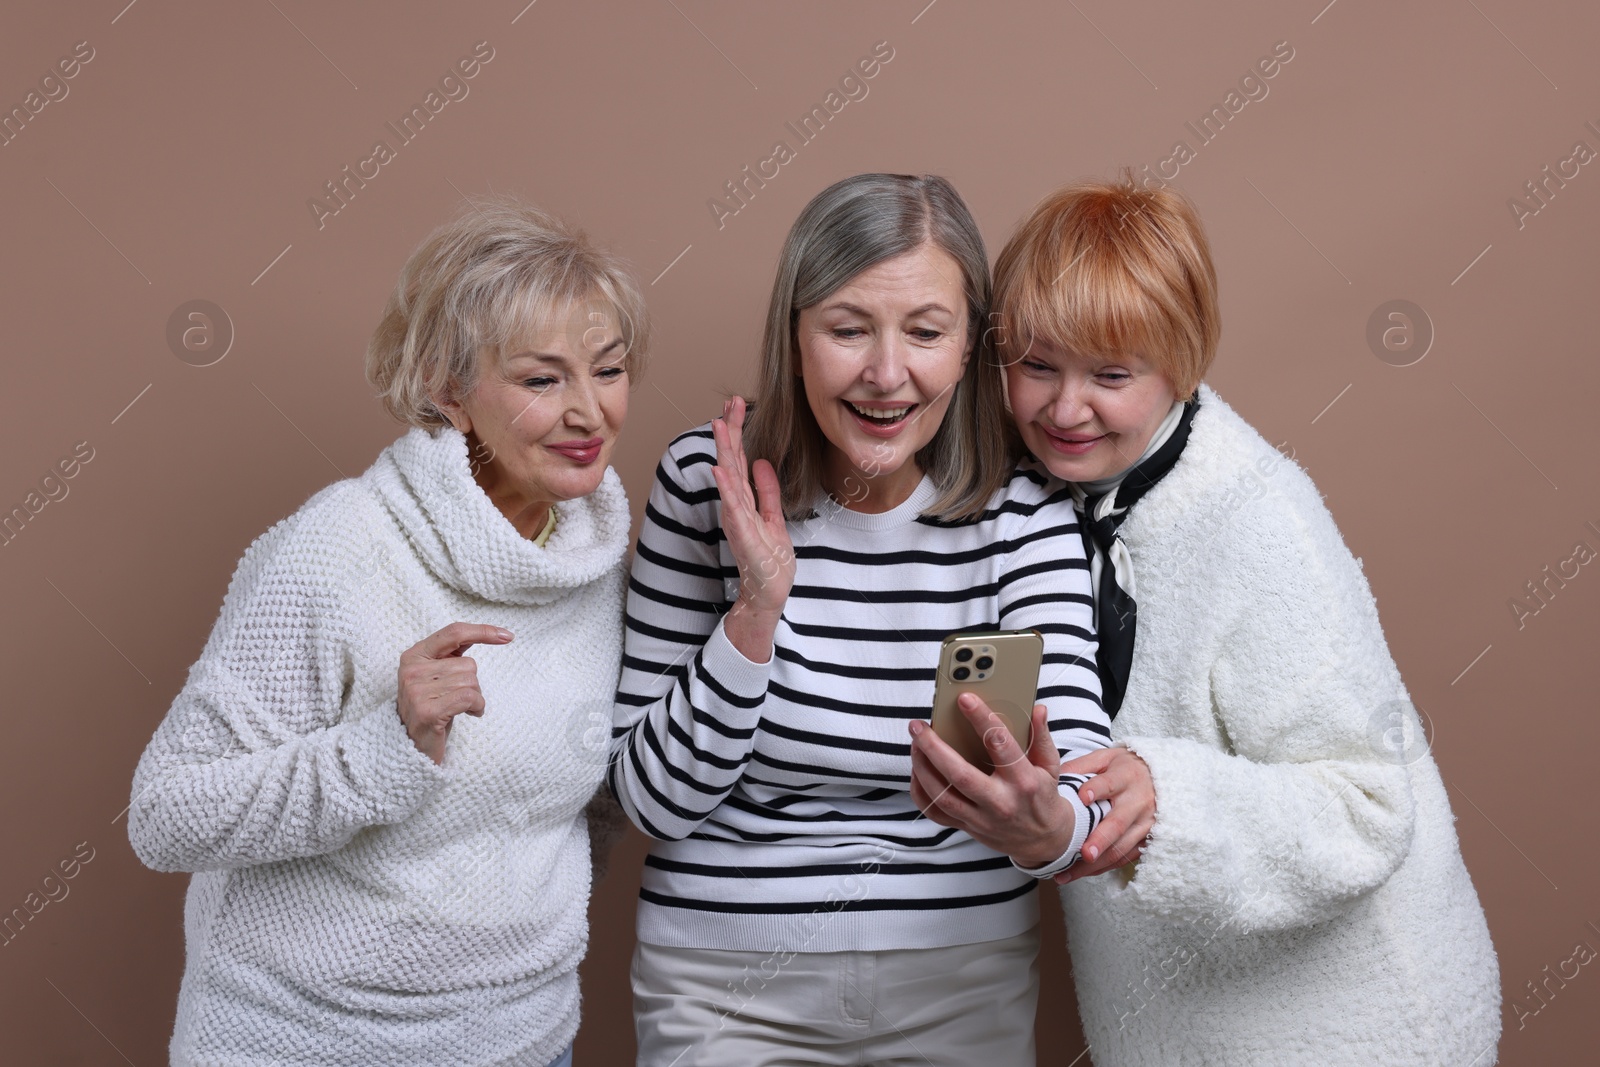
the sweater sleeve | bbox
[607,434,771,841]
[997,479,1113,868]
[1118,487,1415,933]
[128,505,446,873]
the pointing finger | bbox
[407,622,513,662]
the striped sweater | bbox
[609,426,1111,952]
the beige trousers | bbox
[632,926,1040,1066]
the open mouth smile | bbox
[844,399,918,428]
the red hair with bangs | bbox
[992,171,1220,397]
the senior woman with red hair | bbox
[910,175,1501,1065]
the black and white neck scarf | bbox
[1068,393,1200,719]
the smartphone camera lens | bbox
[975,655,994,671]
[954,647,974,663]
[952,666,971,681]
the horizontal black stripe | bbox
[791,526,1067,569]
[686,822,961,847]
[621,653,689,681]
[690,703,758,741]
[630,728,723,818]
[784,619,996,643]
[628,576,719,614]
[750,750,911,784]
[1046,717,1112,738]
[663,708,751,772]
[998,558,1089,588]
[638,717,730,798]
[1041,653,1095,670]
[1005,592,1095,615]
[737,773,826,792]
[1029,622,1095,643]
[773,645,934,682]
[1037,686,1104,710]
[720,794,924,823]
[692,647,766,709]
[789,581,1000,605]
[638,878,1036,914]
[634,538,730,583]
[643,854,1014,878]
[654,462,719,507]
[766,681,926,719]
[624,612,716,646]
[760,789,853,810]
[916,489,1073,528]
[643,500,722,546]
[759,719,911,756]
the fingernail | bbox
[1082,790,1094,804]
[495,628,514,641]
[1085,845,1099,861]
[908,720,924,736]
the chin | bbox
[551,471,606,503]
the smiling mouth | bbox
[844,400,917,426]
[549,438,604,461]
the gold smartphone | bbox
[930,629,1044,773]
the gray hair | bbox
[744,173,1014,521]
[366,195,650,430]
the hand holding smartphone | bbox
[930,629,1044,773]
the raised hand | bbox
[396,622,513,764]
[711,395,794,663]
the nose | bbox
[1048,378,1093,429]
[860,333,910,393]
[565,372,602,431]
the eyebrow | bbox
[818,301,955,318]
[505,338,626,365]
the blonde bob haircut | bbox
[367,195,650,430]
[743,173,1014,523]
[992,171,1220,398]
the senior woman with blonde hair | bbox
[128,197,645,1067]
[909,174,1500,1065]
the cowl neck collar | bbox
[364,426,629,606]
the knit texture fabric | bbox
[1059,386,1501,1066]
[128,425,630,1067]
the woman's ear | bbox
[434,394,471,434]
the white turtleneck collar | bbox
[363,425,630,606]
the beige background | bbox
[1,1,1596,1063]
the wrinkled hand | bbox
[711,396,793,662]
[1053,746,1155,885]
[396,622,513,764]
[908,697,1076,868]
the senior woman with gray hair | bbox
[128,198,645,1067]
[610,173,1113,1065]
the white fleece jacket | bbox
[1059,386,1501,1066]
[128,426,630,1067]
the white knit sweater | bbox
[128,426,630,1067]
[1058,386,1501,1066]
